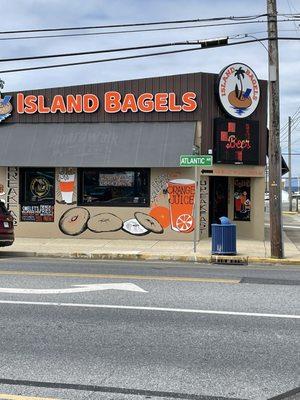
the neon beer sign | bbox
[16,91,197,114]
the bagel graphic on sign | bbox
[218,63,260,118]
[0,79,12,123]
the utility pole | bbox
[288,116,292,211]
[267,0,284,258]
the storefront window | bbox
[20,168,55,205]
[78,168,150,207]
[234,178,251,221]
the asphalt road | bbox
[0,258,299,400]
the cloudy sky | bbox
[1,0,300,177]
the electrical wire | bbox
[280,107,300,138]
[0,38,229,63]
[281,112,300,142]
[0,19,297,42]
[0,36,299,74]
[0,14,271,35]
[281,114,300,139]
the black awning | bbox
[0,122,196,167]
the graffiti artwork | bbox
[57,168,76,205]
[150,174,171,204]
[234,178,251,221]
[199,177,209,237]
[7,167,19,225]
[0,183,5,204]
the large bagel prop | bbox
[134,212,164,234]
[87,213,123,233]
[59,207,90,236]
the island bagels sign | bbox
[217,63,260,119]
[16,91,197,115]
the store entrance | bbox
[209,176,228,236]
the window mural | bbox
[234,178,251,221]
[19,168,55,205]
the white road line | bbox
[0,283,147,294]
[265,223,300,230]
[0,300,299,319]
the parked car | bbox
[0,202,14,247]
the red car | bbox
[0,202,14,247]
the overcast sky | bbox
[1,0,300,178]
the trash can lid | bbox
[219,216,231,225]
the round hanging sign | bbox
[217,63,260,119]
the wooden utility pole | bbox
[267,0,284,258]
[288,116,292,212]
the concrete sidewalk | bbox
[0,231,299,265]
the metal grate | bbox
[211,256,248,265]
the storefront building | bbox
[0,64,267,241]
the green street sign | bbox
[180,155,213,167]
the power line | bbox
[281,113,300,142]
[0,38,229,63]
[0,36,298,75]
[280,107,300,139]
[0,19,297,42]
[0,14,271,35]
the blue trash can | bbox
[211,217,237,255]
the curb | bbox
[0,250,299,266]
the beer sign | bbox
[214,118,260,165]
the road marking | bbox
[0,300,298,319]
[265,223,300,230]
[0,394,57,400]
[0,271,240,284]
[0,283,146,294]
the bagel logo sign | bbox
[218,63,260,118]
[0,79,13,122]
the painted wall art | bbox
[58,175,196,237]
[57,168,76,205]
[234,178,251,221]
[0,183,5,204]
[150,175,196,234]
[6,167,19,225]
[199,177,209,237]
[58,208,164,237]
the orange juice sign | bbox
[167,179,195,233]
[16,91,197,114]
